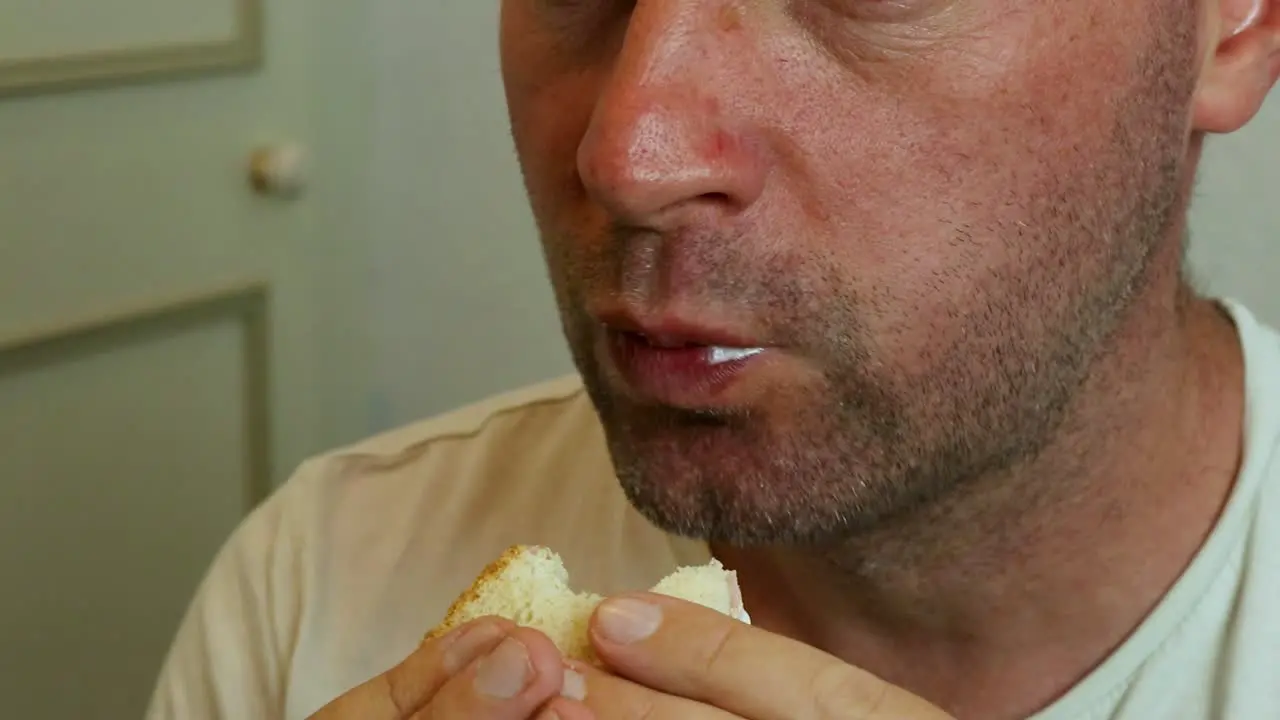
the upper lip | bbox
[594,308,766,348]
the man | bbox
[146,0,1280,718]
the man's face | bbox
[499,0,1201,545]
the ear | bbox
[1193,0,1280,133]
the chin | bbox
[601,417,880,546]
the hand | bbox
[538,593,953,720]
[307,617,583,719]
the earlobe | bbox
[1192,0,1279,134]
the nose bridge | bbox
[577,0,764,223]
[608,0,705,96]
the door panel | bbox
[2,0,237,62]
[0,0,324,715]
[0,286,267,718]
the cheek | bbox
[509,81,588,216]
[778,10,1139,357]
[501,16,604,234]
[512,80,611,258]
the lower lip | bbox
[605,331,765,407]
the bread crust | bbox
[423,543,749,648]
[423,544,531,642]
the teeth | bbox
[708,346,764,364]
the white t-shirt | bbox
[145,299,1280,720]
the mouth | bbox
[597,316,773,408]
[627,332,766,365]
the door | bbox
[0,1,338,717]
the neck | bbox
[712,263,1245,719]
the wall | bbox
[361,3,1280,433]
[1188,96,1280,323]
[305,0,380,450]
[363,1,570,434]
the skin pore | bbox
[499,0,1277,717]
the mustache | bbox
[585,222,782,304]
[553,222,866,351]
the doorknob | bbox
[249,143,306,197]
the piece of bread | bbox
[426,545,751,663]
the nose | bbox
[576,2,768,227]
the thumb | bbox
[308,618,512,719]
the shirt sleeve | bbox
[143,462,316,720]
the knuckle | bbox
[695,621,738,679]
[381,664,418,717]
[630,693,660,720]
[807,663,887,720]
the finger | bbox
[569,660,738,720]
[533,696,596,720]
[309,617,513,719]
[589,593,953,720]
[418,625,570,719]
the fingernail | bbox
[441,622,505,674]
[541,711,562,720]
[474,637,532,699]
[560,667,587,701]
[596,597,663,645]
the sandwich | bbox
[427,544,751,663]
